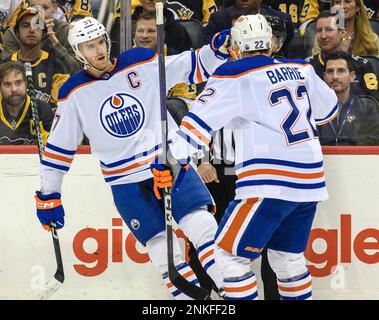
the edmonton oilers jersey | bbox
[169,56,338,202]
[41,45,224,189]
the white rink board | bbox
[0,153,378,300]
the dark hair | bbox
[316,10,343,29]
[136,11,157,23]
[324,51,355,71]
[0,61,27,83]
[14,7,46,34]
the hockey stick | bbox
[155,2,210,300]
[24,62,65,299]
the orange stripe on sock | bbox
[217,198,258,254]
[43,151,73,164]
[278,280,312,292]
[224,280,257,293]
[199,249,214,264]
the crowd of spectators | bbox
[0,0,378,146]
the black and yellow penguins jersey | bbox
[363,0,379,20]
[4,50,70,107]
[0,95,54,145]
[300,0,379,25]
[264,0,305,27]
[55,0,93,22]
[165,0,218,24]
[115,0,218,24]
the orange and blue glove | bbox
[211,28,231,60]
[35,191,65,231]
[150,156,190,200]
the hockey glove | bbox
[35,191,65,231]
[211,29,231,60]
[150,156,190,200]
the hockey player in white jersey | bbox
[34,16,231,299]
[159,14,339,300]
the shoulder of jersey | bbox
[58,48,157,101]
[212,56,309,78]
[115,47,157,71]
[351,54,369,65]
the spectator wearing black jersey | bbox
[0,60,53,145]
[319,51,379,145]
[1,7,70,110]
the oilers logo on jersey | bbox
[99,93,145,138]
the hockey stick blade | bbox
[27,277,63,300]
[168,263,211,300]
[27,226,65,300]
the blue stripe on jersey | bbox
[213,55,309,78]
[235,158,324,170]
[224,291,258,300]
[280,291,312,300]
[45,143,76,156]
[177,130,203,150]
[236,180,326,189]
[315,103,339,122]
[199,56,210,79]
[275,57,309,65]
[186,113,214,134]
[196,240,214,253]
[41,160,70,172]
[189,51,196,84]
[101,144,162,168]
[58,48,156,100]
[104,167,150,183]
[114,47,156,73]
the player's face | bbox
[316,17,345,53]
[134,19,158,51]
[324,59,355,94]
[30,0,57,20]
[18,15,44,48]
[0,70,27,107]
[80,36,109,71]
[141,0,166,13]
[332,0,360,21]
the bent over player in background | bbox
[34,16,231,299]
[160,14,339,300]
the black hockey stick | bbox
[24,62,65,299]
[155,2,210,300]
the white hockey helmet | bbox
[68,17,111,68]
[231,14,272,59]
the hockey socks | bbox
[223,271,258,300]
[162,262,200,300]
[196,240,223,289]
[277,271,312,300]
